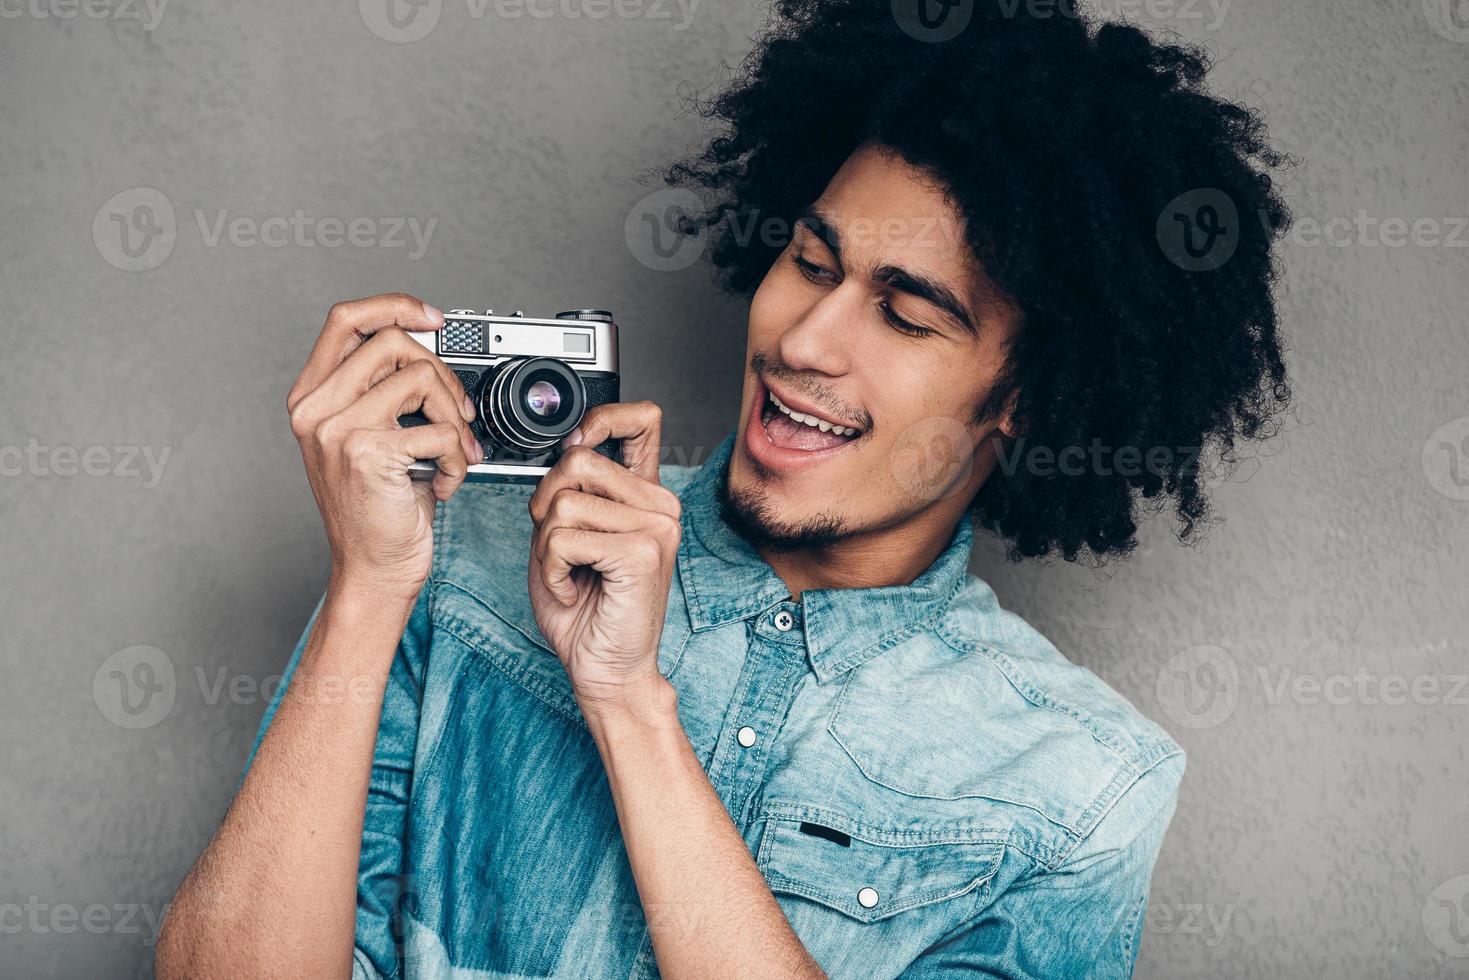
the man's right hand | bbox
[286,293,480,603]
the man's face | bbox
[723,142,1020,552]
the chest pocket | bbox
[755,812,1005,925]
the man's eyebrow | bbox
[793,204,979,338]
[873,265,978,338]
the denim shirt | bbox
[247,430,1185,980]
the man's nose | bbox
[777,286,861,378]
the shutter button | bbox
[737,726,757,747]
[773,610,795,631]
[857,887,879,909]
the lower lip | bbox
[743,377,862,475]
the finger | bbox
[537,488,677,538]
[292,328,475,432]
[332,360,479,464]
[561,400,663,484]
[535,492,680,593]
[388,422,470,501]
[290,293,445,408]
[539,527,662,606]
[527,445,682,526]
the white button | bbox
[857,887,879,909]
[773,610,794,631]
[737,726,757,747]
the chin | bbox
[719,458,852,553]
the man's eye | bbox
[792,253,837,284]
[879,301,934,338]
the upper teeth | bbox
[768,391,858,436]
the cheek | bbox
[884,415,976,500]
[748,262,808,343]
[869,366,984,501]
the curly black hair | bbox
[661,0,1295,565]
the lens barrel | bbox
[478,357,586,453]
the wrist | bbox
[327,566,425,612]
[319,573,421,650]
[579,675,681,742]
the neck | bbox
[758,503,966,602]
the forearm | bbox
[584,682,826,980]
[156,579,415,980]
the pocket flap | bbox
[756,815,1005,924]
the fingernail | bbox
[462,395,476,421]
[472,439,483,461]
[562,428,583,448]
[422,302,444,326]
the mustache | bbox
[751,351,873,432]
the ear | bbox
[995,390,1021,441]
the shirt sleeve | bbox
[898,751,1186,980]
[242,581,435,980]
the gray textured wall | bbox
[1,1,1465,978]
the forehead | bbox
[807,142,972,272]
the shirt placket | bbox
[626,598,810,980]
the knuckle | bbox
[341,430,377,464]
[652,513,681,547]
[562,444,596,472]
[288,404,315,439]
[377,326,410,350]
[325,299,361,329]
[314,414,347,447]
[545,487,577,523]
[632,535,662,566]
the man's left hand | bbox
[527,400,683,720]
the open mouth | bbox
[758,384,864,453]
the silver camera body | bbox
[401,308,621,485]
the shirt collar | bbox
[675,430,975,684]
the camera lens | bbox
[479,357,586,453]
[524,380,562,418]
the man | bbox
[158,2,1291,977]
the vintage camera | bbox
[401,308,621,484]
